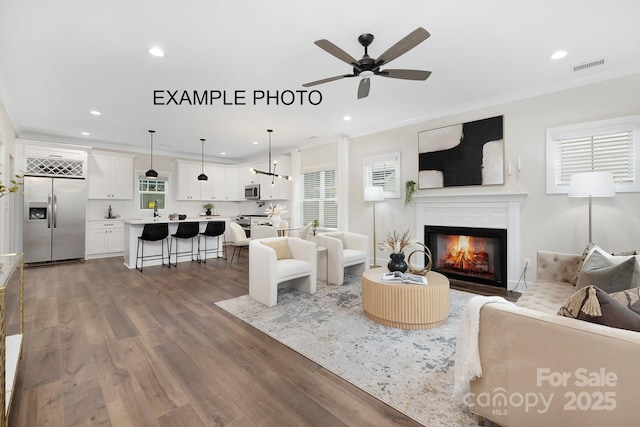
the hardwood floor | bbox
[9,255,425,427]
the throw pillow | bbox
[611,287,640,315]
[571,242,595,285]
[261,240,292,260]
[575,248,637,293]
[612,250,637,256]
[558,286,640,332]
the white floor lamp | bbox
[364,186,384,267]
[569,171,615,243]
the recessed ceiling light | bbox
[343,115,352,121]
[81,132,90,136]
[252,141,259,145]
[550,50,568,60]
[220,152,226,155]
[148,47,165,57]
[90,110,101,116]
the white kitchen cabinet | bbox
[87,220,125,257]
[180,162,240,201]
[176,161,203,201]
[199,164,218,201]
[224,167,240,200]
[203,165,240,201]
[88,151,134,199]
[242,164,259,186]
[214,166,228,200]
[21,142,88,177]
[258,155,292,200]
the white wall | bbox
[2,74,639,268]
[348,73,640,280]
[0,97,17,253]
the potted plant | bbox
[265,203,288,228]
[404,180,416,207]
[379,229,417,273]
[0,167,23,199]
[203,203,215,216]
[311,219,320,236]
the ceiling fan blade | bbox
[376,27,430,66]
[379,69,432,80]
[357,78,370,99]
[314,39,359,66]
[302,74,351,87]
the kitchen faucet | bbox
[153,201,159,217]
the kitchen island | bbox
[123,217,230,269]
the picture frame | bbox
[418,115,504,189]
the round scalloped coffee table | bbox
[361,267,450,330]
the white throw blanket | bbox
[452,295,512,404]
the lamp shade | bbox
[364,186,384,202]
[568,171,615,198]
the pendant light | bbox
[145,130,158,177]
[197,138,208,181]
[249,129,292,185]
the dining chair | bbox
[228,222,251,265]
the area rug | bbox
[215,275,479,427]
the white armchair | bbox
[249,237,317,307]
[315,231,369,285]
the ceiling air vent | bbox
[573,59,605,72]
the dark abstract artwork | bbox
[418,116,504,188]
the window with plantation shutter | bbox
[546,116,640,193]
[303,169,338,229]
[363,152,401,198]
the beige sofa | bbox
[469,251,640,427]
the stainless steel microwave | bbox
[244,184,260,200]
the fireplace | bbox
[425,225,507,288]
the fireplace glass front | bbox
[425,226,507,288]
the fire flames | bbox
[439,235,492,275]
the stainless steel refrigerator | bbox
[23,176,86,263]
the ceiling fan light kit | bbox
[250,129,292,185]
[302,27,432,99]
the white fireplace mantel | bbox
[415,192,527,291]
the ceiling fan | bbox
[302,27,432,99]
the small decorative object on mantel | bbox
[203,203,215,216]
[380,229,417,273]
[404,180,416,207]
[265,203,288,228]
